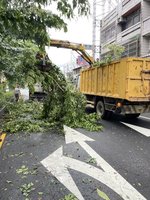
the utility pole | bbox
[92,0,119,60]
[92,0,106,60]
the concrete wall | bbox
[102,8,117,28]
[142,0,150,19]
[140,37,150,56]
[122,0,141,15]
[100,0,150,57]
[121,23,141,43]
[140,0,150,56]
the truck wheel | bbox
[125,113,140,119]
[96,101,110,119]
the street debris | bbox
[97,188,110,200]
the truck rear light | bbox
[116,102,122,107]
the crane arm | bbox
[49,39,94,65]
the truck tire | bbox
[96,101,111,119]
[125,113,140,119]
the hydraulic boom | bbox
[50,39,94,65]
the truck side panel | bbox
[80,59,127,99]
[80,57,150,102]
[127,59,150,101]
[80,67,96,94]
[97,60,127,98]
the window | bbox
[125,9,141,30]
[133,14,140,24]
[122,40,140,57]
[111,27,115,38]
[101,23,116,43]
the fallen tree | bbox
[0,1,102,134]
[1,60,102,134]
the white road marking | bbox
[64,125,147,200]
[122,122,150,137]
[140,116,150,121]
[41,126,147,200]
[41,146,146,200]
[41,147,84,200]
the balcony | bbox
[122,0,141,15]
[143,17,150,36]
[121,22,141,37]
[116,33,122,43]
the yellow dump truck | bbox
[80,57,150,119]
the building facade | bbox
[100,0,150,58]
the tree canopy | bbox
[0,0,90,83]
[0,0,103,133]
[0,0,89,45]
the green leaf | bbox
[97,189,110,200]
[6,180,12,184]
[38,192,43,195]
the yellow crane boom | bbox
[50,39,94,65]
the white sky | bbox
[45,2,93,68]
[45,0,118,68]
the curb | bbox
[0,132,6,149]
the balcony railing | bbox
[122,0,141,14]
[143,17,150,36]
[122,22,141,37]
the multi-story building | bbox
[100,0,150,58]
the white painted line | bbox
[64,125,94,144]
[41,146,147,200]
[64,126,147,200]
[140,116,150,121]
[41,147,84,200]
[122,122,150,137]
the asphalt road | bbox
[0,113,150,200]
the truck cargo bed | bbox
[80,57,150,102]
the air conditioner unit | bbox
[118,16,126,24]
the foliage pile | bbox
[64,85,101,131]
[107,44,125,60]
[0,0,102,134]
[93,44,125,67]
[0,87,13,109]
[1,51,102,134]
[1,101,52,133]
[1,88,102,134]
[1,63,102,133]
[60,193,78,200]
[38,61,102,132]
